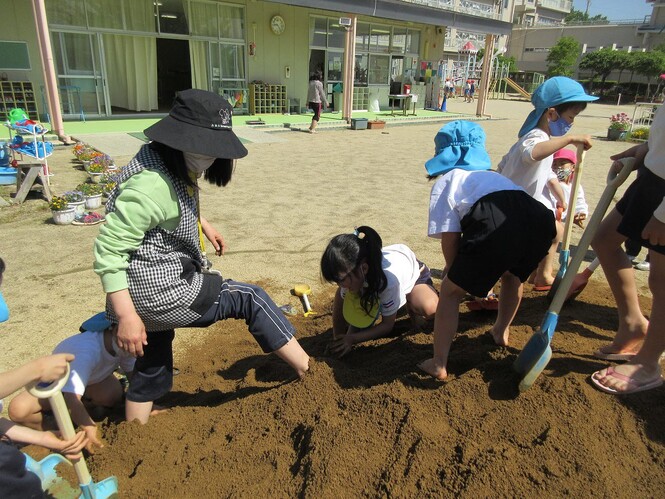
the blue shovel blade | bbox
[80,476,119,499]
[519,345,553,392]
[513,312,559,377]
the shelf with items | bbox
[249,84,288,115]
[352,87,370,111]
[1,81,39,122]
[4,119,53,188]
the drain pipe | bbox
[32,0,71,144]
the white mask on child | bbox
[184,152,216,175]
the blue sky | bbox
[572,0,652,21]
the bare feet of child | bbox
[489,326,509,346]
[417,358,447,380]
[150,404,168,416]
[594,319,648,360]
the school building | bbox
[1,0,518,135]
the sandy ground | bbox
[1,97,663,497]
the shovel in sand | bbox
[514,157,634,392]
[547,145,586,301]
[27,364,119,499]
[293,284,316,317]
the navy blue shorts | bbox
[616,167,665,256]
[309,102,322,121]
[447,190,556,297]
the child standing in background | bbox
[418,121,556,380]
[320,226,439,357]
[497,76,596,291]
[551,147,588,228]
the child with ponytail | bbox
[320,226,439,357]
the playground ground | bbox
[0,96,662,497]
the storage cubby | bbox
[352,87,369,111]
[1,81,39,122]
[249,84,287,115]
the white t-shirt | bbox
[552,181,588,221]
[428,169,522,236]
[340,244,420,317]
[644,105,665,222]
[497,128,558,211]
[53,331,135,396]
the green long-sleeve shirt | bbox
[93,169,181,293]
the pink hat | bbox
[553,148,577,165]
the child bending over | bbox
[418,121,556,380]
[9,314,135,454]
[321,226,438,357]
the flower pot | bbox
[368,120,386,130]
[85,194,103,209]
[67,200,86,215]
[607,128,627,141]
[52,207,76,225]
[82,160,91,171]
[89,172,104,183]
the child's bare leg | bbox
[592,209,649,354]
[593,250,665,392]
[126,401,154,424]
[84,375,124,408]
[490,272,522,346]
[406,283,439,319]
[534,220,563,288]
[7,392,49,429]
[418,278,466,380]
[274,337,310,378]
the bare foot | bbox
[150,404,169,416]
[417,358,447,380]
[489,327,509,346]
[533,277,554,288]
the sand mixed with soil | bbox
[1,99,662,497]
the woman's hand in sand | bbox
[82,425,104,454]
[417,358,448,380]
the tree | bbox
[546,37,580,77]
[564,8,609,24]
[631,50,665,99]
[579,48,622,96]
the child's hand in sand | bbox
[330,335,354,358]
[417,358,447,380]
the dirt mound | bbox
[55,280,665,497]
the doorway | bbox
[157,39,192,110]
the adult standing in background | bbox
[307,71,328,134]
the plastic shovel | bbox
[547,144,586,301]
[514,157,634,392]
[293,284,316,317]
[27,364,119,499]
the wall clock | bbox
[270,15,285,35]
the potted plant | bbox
[76,182,104,209]
[49,195,76,225]
[63,190,85,215]
[90,153,115,171]
[88,162,106,183]
[607,113,631,141]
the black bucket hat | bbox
[144,89,248,159]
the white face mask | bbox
[183,151,216,175]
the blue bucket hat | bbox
[425,120,491,177]
[518,76,598,138]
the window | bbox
[355,54,368,85]
[370,25,391,53]
[368,54,389,84]
[356,23,370,52]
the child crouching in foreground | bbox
[9,314,136,453]
[418,121,556,380]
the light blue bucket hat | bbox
[425,120,491,177]
[518,76,598,137]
